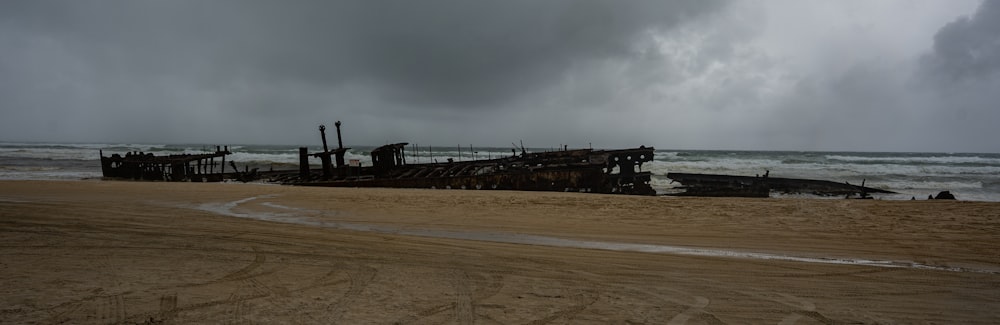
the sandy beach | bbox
[1,180,999,324]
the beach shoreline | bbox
[2,180,998,323]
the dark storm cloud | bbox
[323,1,730,108]
[2,0,728,108]
[920,0,1000,83]
[909,0,1000,151]
[2,1,996,152]
[0,0,727,144]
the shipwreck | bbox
[99,122,657,195]
[666,172,895,198]
[280,122,657,195]
[100,146,232,182]
[99,121,896,198]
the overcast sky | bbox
[1,0,997,152]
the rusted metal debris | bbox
[96,122,904,198]
[290,146,656,195]
[97,122,656,195]
[666,172,895,198]
[100,146,232,182]
[228,161,260,183]
[279,122,657,195]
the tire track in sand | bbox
[94,294,127,324]
[326,264,377,322]
[227,294,252,325]
[220,248,268,324]
[158,293,178,324]
[90,245,129,324]
[666,296,725,325]
[42,300,84,324]
[525,290,599,325]
[773,292,835,325]
[221,247,266,282]
[453,270,475,324]
[631,287,724,325]
[394,270,506,324]
[738,290,834,325]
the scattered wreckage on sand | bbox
[664,171,895,198]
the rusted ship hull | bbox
[289,147,657,195]
[100,147,232,182]
[268,121,659,195]
[666,172,895,198]
[98,121,655,195]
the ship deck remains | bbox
[100,147,232,182]
[282,122,657,195]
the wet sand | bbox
[1,180,999,324]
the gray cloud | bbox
[908,0,1000,151]
[1,0,997,152]
[920,0,1000,83]
[718,0,998,152]
[0,0,727,145]
[1,0,728,107]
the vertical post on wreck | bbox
[333,121,346,170]
[299,147,309,181]
[318,125,332,179]
[221,149,226,180]
[210,157,214,175]
[335,121,344,150]
[320,155,332,180]
[319,125,329,153]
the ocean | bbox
[2,142,998,202]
